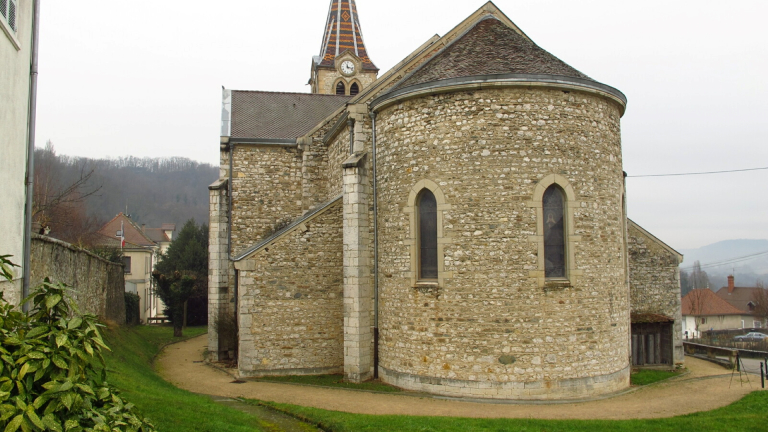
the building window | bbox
[543,185,566,278]
[528,174,581,287]
[336,81,346,95]
[418,189,438,279]
[405,179,451,287]
[123,256,132,274]
[350,82,360,96]
[754,321,762,329]
[0,0,17,32]
[701,317,706,324]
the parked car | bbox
[733,332,768,342]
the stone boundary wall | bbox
[30,235,125,324]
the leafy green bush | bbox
[124,293,140,326]
[0,255,155,432]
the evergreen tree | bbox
[154,219,209,328]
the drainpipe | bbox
[370,111,379,378]
[22,0,42,312]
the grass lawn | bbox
[101,324,270,432]
[630,369,680,386]
[257,374,402,393]
[100,324,767,432]
[257,390,768,432]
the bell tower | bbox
[310,0,379,96]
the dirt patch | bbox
[156,334,763,420]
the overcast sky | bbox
[35,0,768,252]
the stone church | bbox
[208,0,683,400]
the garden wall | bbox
[30,234,126,323]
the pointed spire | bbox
[316,0,377,71]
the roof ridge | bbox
[231,89,350,98]
[389,10,595,93]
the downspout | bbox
[228,145,233,263]
[370,111,379,378]
[22,0,42,312]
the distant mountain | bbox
[680,239,768,288]
[85,156,219,230]
[35,147,219,235]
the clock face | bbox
[340,60,355,75]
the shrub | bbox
[124,292,140,325]
[211,309,238,361]
[0,255,155,431]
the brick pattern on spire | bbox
[317,0,377,71]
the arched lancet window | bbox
[543,185,566,278]
[417,189,438,279]
[350,82,360,96]
[336,82,346,95]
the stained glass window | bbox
[543,185,566,278]
[418,189,438,279]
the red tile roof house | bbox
[681,287,759,338]
[97,213,175,323]
[713,275,767,330]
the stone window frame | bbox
[527,174,582,288]
[404,179,452,288]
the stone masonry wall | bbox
[237,200,344,376]
[326,131,348,201]
[375,87,629,399]
[230,145,303,256]
[628,221,684,364]
[30,235,125,323]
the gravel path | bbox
[156,334,764,420]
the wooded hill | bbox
[35,145,219,237]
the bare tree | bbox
[751,280,768,328]
[33,141,103,246]
[685,288,710,337]
[690,261,711,290]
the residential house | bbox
[681,288,753,337]
[714,275,767,329]
[97,214,174,323]
[0,0,35,304]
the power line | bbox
[680,250,768,271]
[627,166,768,178]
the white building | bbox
[0,0,36,304]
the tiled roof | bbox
[395,17,592,90]
[316,0,377,71]
[682,289,745,316]
[143,228,170,243]
[714,286,765,313]
[96,213,157,248]
[631,313,674,324]
[230,91,350,140]
[161,223,176,231]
